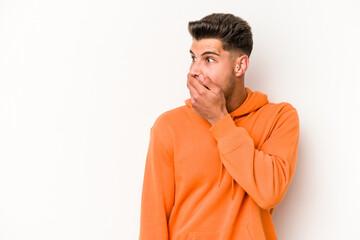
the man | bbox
[139,13,299,240]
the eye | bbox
[206,57,215,63]
[191,56,196,62]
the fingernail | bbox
[199,74,204,81]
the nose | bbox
[189,59,203,77]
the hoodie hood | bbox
[184,87,269,199]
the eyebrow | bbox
[189,50,220,56]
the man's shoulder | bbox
[244,87,298,119]
[259,100,299,125]
[262,101,298,114]
[151,103,188,130]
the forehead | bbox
[190,38,226,54]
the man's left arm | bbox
[187,74,300,210]
[209,104,300,210]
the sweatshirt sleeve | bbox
[139,123,175,240]
[209,104,300,210]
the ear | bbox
[234,54,249,77]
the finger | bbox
[194,74,210,90]
[188,74,209,95]
[187,83,201,107]
[187,78,198,98]
[199,74,220,94]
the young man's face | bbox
[189,38,237,100]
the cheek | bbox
[204,67,221,84]
[209,74,227,91]
[206,73,220,86]
[204,64,232,89]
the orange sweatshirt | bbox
[139,87,300,240]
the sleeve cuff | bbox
[209,114,255,155]
[209,114,237,141]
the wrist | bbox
[209,111,228,126]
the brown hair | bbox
[188,13,253,57]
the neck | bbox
[226,78,247,113]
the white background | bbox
[1,0,359,239]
